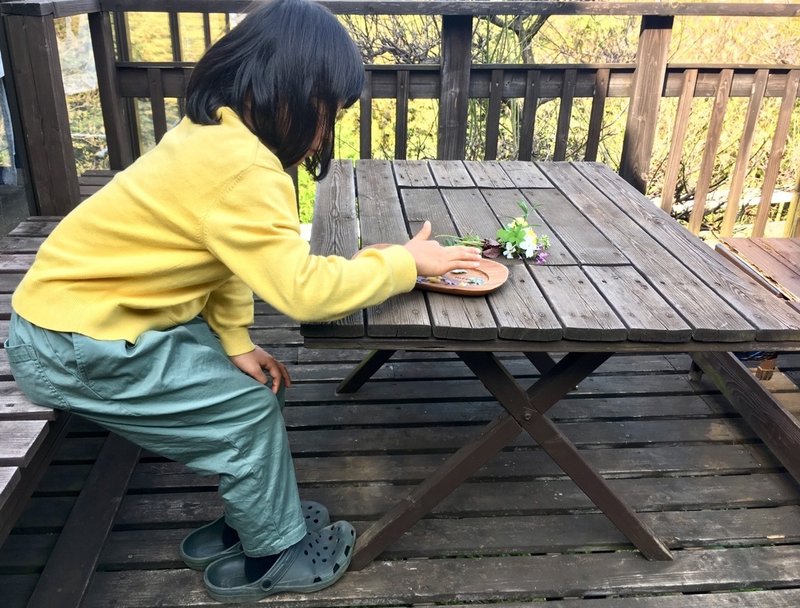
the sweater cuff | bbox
[217,328,256,357]
[379,245,418,292]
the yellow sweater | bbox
[12,108,417,356]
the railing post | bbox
[438,14,472,160]
[619,15,673,193]
[3,10,79,215]
[89,11,134,169]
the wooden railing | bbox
[1,1,799,238]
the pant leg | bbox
[5,312,306,556]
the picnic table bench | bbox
[0,173,117,546]
[715,237,800,379]
[0,217,71,546]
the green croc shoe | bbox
[180,500,330,570]
[203,521,356,602]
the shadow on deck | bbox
[2,217,800,607]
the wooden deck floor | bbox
[2,217,800,606]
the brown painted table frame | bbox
[338,348,673,570]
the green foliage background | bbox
[56,10,800,235]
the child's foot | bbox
[179,500,330,570]
[203,521,356,602]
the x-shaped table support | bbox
[342,350,673,570]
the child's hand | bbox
[404,221,482,277]
[230,346,292,394]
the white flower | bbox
[503,241,516,259]
[520,234,537,258]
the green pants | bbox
[5,312,306,557]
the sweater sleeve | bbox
[202,165,418,323]
[200,274,256,356]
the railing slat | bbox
[168,11,182,61]
[394,70,409,160]
[518,69,540,162]
[147,67,168,143]
[359,71,372,159]
[753,69,800,237]
[4,12,80,215]
[113,11,141,159]
[584,68,609,162]
[202,12,212,49]
[438,14,472,160]
[688,68,733,234]
[620,15,673,193]
[554,68,577,161]
[484,69,504,161]
[660,69,698,214]
[720,68,769,236]
[88,10,134,168]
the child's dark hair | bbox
[186,0,364,180]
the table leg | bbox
[349,350,613,570]
[459,351,673,561]
[337,349,396,393]
[525,352,557,374]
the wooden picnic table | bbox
[300,159,800,570]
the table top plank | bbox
[463,161,515,188]
[401,188,563,340]
[539,162,756,342]
[521,187,628,266]
[532,265,628,341]
[498,161,552,188]
[576,163,800,340]
[427,292,499,340]
[429,160,475,188]
[488,264,563,341]
[481,189,577,266]
[392,160,436,188]
[402,186,498,340]
[355,161,432,338]
[584,266,693,342]
[439,188,501,238]
[302,160,364,338]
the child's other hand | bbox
[404,221,482,277]
[230,346,292,394]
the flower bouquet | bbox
[439,201,550,264]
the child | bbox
[4,0,480,602]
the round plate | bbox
[414,258,509,296]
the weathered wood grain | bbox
[577,162,800,340]
[583,265,692,342]
[392,160,435,188]
[0,420,48,467]
[531,265,627,341]
[463,160,514,188]
[301,160,363,338]
[429,160,474,187]
[80,544,800,606]
[401,185,497,340]
[542,162,757,342]
[481,188,576,265]
[521,187,628,265]
[354,160,430,337]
